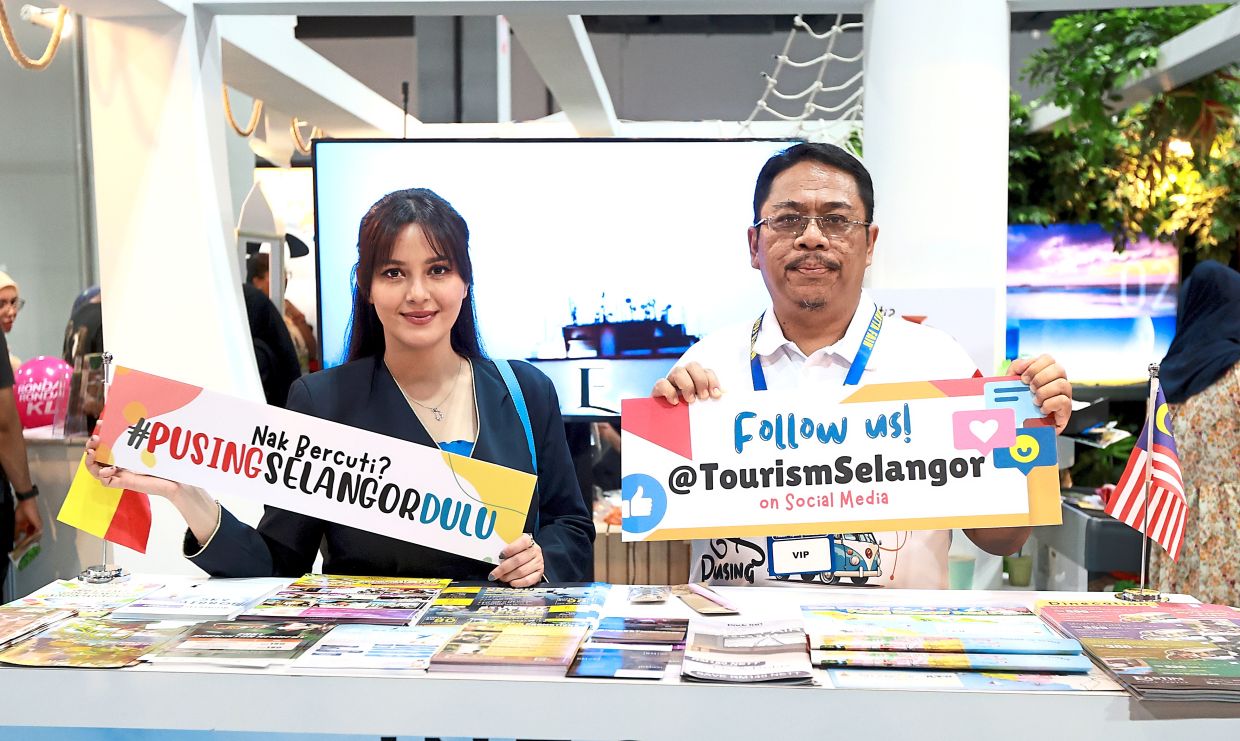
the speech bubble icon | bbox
[992,427,1057,476]
[621,473,667,534]
[983,380,1045,427]
[952,408,1017,455]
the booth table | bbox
[3,583,1240,740]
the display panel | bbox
[313,139,794,417]
[1006,224,1178,386]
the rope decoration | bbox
[741,14,864,147]
[290,118,322,155]
[222,85,264,137]
[0,2,67,70]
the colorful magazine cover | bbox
[568,643,675,679]
[681,619,814,685]
[826,668,1122,692]
[240,574,449,625]
[290,624,461,672]
[1038,602,1240,699]
[0,618,190,668]
[430,623,589,675]
[418,584,608,626]
[811,649,1095,673]
[147,620,335,666]
[110,578,289,621]
[9,579,165,617]
[591,617,689,645]
[801,605,1081,655]
[0,606,76,649]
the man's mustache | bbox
[785,255,842,271]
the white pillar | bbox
[862,0,1009,373]
[83,7,263,574]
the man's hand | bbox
[651,362,723,405]
[1009,354,1072,435]
[490,534,544,587]
[13,498,42,553]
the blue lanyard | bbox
[749,304,883,391]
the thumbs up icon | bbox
[623,485,654,519]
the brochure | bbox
[430,622,589,676]
[801,605,1081,655]
[290,624,462,672]
[0,606,77,649]
[568,643,676,680]
[417,584,609,627]
[811,649,1094,673]
[0,618,189,668]
[110,578,289,621]
[240,574,449,625]
[681,619,814,685]
[1038,602,1240,701]
[146,620,335,667]
[9,579,164,617]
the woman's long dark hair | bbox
[345,188,485,362]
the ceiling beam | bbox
[1011,0,1235,11]
[507,15,616,136]
[1031,3,1240,131]
[218,16,415,137]
[196,1,867,15]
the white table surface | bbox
[2,581,1239,740]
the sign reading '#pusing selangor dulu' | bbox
[619,376,1062,542]
[96,368,535,564]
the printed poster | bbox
[94,367,535,564]
[620,375,1061,541]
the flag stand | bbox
[1117,362,1165,603]
[77,351,129,584]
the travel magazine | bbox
[681,619,814,685]
[1038,602,1240,701]
[240,574,449,625]
[0,618,190,668]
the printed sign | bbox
[620,376,1061,542]
[96,367,535,564]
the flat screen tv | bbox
[1006,224,1178,387]
[313,138,796,418]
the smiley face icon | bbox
[1010,434,1040,463]
[993,427,1056,475]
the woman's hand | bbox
[84,435,220,546]
[84,435,188,500]
[490,534,544,587]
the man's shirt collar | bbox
[753,289,881,370]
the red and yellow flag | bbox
[57,455,152,553]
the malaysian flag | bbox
[1104,386,1187,560]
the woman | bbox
[86,188,594,585]
[1149,260,1240,606]
[0,271,23,371]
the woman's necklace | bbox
[390,357,464,422]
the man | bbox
[0,327,42,599]
[652,143,1071,589]
[247,252,319,373]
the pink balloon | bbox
[13,356,72,429]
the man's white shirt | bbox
[675,289,981,590]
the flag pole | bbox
[1118,362,1164,602]
[78,351,129,584]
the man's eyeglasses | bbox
[0,298,25,312]
[753,213,871,239]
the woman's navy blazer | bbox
[189,356,595,582]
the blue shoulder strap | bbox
[494,359,539,533]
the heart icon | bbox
[969,419,999,443]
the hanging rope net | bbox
[740,14,864,150]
